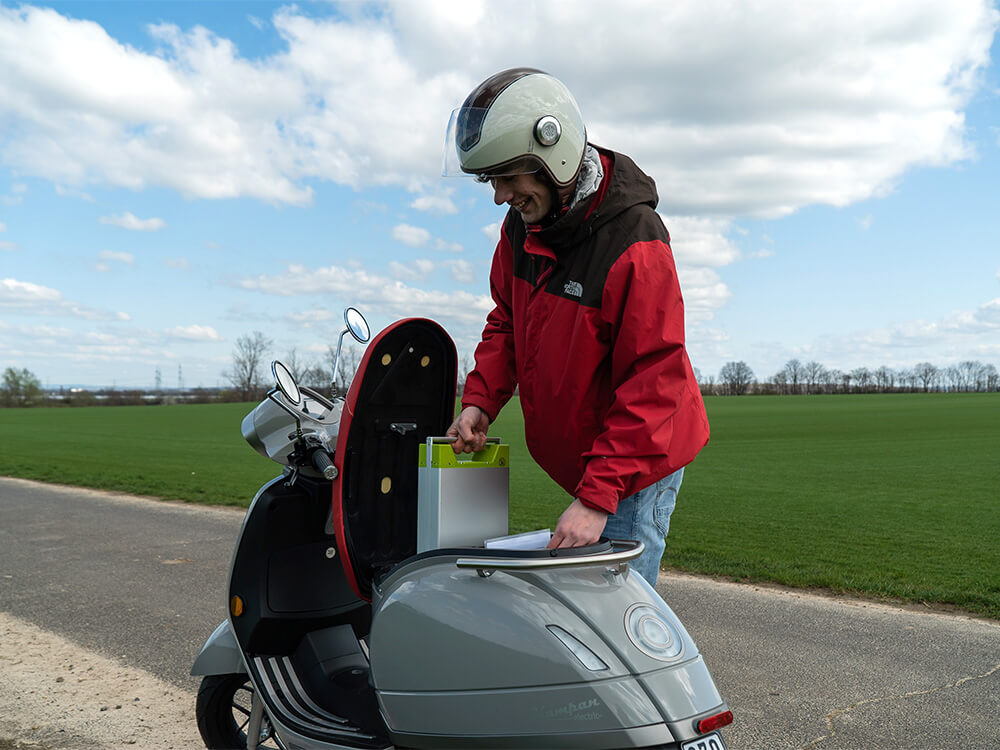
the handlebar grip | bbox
[311,449,338,480]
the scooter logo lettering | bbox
[533,697,603,721]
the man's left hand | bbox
[548,499,608,549]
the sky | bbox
[1,0,998,389]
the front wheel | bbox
[196,674,285,749]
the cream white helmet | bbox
[443,68,586,188]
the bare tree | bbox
[804,360,827,394]
[456,353,475,398]
[771,370,788,395]
[874,366,894,393]
[282,347,305,382]
[224,331,273,401]
[913,362,938,392]
[958,360,986,392]
[782,359,804,394]
[851,367,872,392]
[983,364,999,392]
[719,361,754,396]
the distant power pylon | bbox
[177,364,184,392]
[155,368,162,393]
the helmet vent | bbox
[534,116,561,147]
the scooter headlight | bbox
[625,604,683,661]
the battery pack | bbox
[417,438,509,552]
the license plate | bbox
[681,732,727,750]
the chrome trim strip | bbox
[268,658,355,732]
[279,657,372,733]
[456,540,644,572]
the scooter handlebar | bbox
[310,448,338,480]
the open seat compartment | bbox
[332,318,457,600]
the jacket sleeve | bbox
[574,236,706,513]
[460,226,518,422]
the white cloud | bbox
[11,183,26,193]
[99,212,165,231]
[4,2,992,216]
[98,250,134,265]
[663,215,740,268]
[0,222,6,231]
[392,224,430,247]
[0,277,128,320]
[0,241,16,251]
[676,267,732,325]
[285,307,335,327]
[389,258,435,281]
[411,192,458,215]
[0,278,60,304]
[434,239,463,253]
[235,263,493,327]
[164,324,222,341]
[448,259,476,284]
[55,184,95,202]
[748,248,775,259]
[164,257,190,270]
[482,222,501,244]
[858,214,874,231]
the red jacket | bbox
[462,147,709,514]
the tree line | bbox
[6,348,999,408]
[705,358,1000,396]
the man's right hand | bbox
[446,406,490,454]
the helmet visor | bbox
[442,107,541,179]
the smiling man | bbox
[444,68,710,586]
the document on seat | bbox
[484,529,552,550]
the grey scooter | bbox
[191,310,733,749]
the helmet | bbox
[443,68,586,188]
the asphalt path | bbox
[1,476,998,749]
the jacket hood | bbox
[532,145,659,252]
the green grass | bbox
[1,394,998,618]
[0,403,275,505]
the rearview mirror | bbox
[271,360,302,405]
[345,307,370,343]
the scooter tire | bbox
[196,673,282,749]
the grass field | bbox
[1,393,998,618]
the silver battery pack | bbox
[417,438,509,552]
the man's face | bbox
[490,173,552,224]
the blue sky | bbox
[1,0,998,389]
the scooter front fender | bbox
[191,620,247,676]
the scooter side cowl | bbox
[369,554,724,748]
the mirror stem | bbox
[331,328,348,399]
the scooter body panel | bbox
[370,555,727,747]
[190,620,246,677]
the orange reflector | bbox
[696,710,733,734]
[230,595,245,617]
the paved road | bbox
[1,476,998,749]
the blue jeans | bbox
[602,467,684,587]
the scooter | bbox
[191,308,733,750]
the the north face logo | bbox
[563,281,583,297]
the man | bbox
[444,68,709,586]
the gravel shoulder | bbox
[0,611,201,750]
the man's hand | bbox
[446,405,490,454]
[547,499,608,549]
